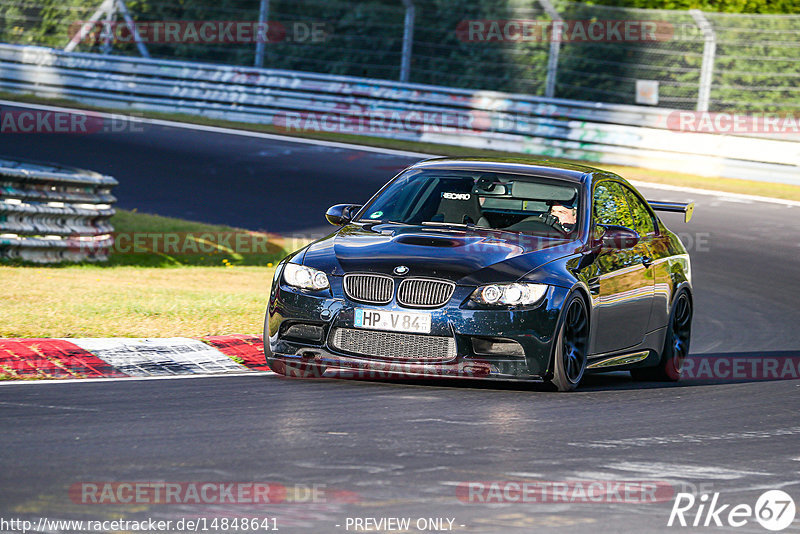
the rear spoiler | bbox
[648,200,695,223]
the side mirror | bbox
[597,225,640,249]
[325,204,362,226]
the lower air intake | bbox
[330,328,457,361]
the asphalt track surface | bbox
[2,103,799,533]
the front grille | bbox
[344,274,394,304]
[331,328,457,361]
[397,278,456,308]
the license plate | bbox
[354,309,431,334]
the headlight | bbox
[283,263,330,290]
[471,282,548,306]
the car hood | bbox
[301,222,581,285]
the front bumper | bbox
[265,278,569,381]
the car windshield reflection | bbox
[358,169,581,238]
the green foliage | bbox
[585,0,800,14]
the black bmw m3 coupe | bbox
[264,158,694,391]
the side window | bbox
[593,182,634,228]
[622,186,656,235]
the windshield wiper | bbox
[421,221,474,228]
[356,219,411,225]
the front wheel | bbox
[549,294,590,392]
[631,290,692,382]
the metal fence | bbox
[1,0,798,112]
[0,157,117,262]
[0,43,797,185]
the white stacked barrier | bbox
[0,158,117,263]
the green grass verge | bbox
[0,209,291,267]
[0,264,274,337]
[3,90,799,202]
[1,209,285,336]
[107,209,288,267]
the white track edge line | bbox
[1,99,796,206]
[629,180,800,207]
[0,371,274,386]
[0,99,435,159]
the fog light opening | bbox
[463,364,492,377]
[471,337,525,357]
[282,323,324,342]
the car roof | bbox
[408,157,610,183]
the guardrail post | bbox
[400,0,415,82]
[254,0,270,68]
[64,0,113,53]
[690,9,716,112]
[100,0,116,55]
[115,0,150,58]
[538,0,562,99]
[64,0,149,57]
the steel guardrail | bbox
[0,43,798,185]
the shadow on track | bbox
[261,350,800,393]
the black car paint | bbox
[264,158,692,382]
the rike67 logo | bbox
[669,490,796,531]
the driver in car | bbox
[539,201,577,233]
[550,202,577,228]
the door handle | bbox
[641,256,653,267]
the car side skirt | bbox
[585,327,667,373]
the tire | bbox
[631,290,692,382]
[263,317,278,369]
[549,293,590,392]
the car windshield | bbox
[358,169,581,238]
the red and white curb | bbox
[0,335,268,380]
